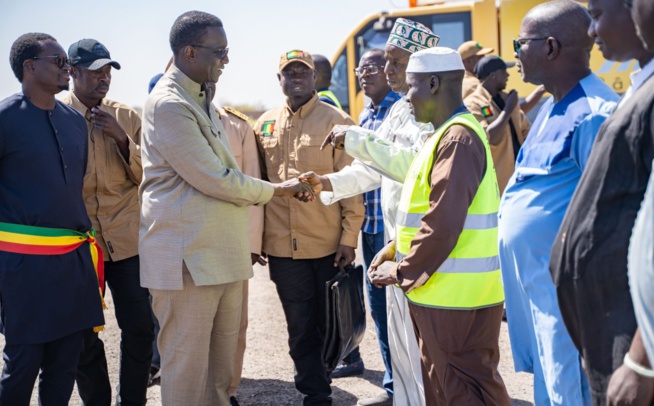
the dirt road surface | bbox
[12,260,534,405]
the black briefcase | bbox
[322,261,366,373]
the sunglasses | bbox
[513,37,549,54]
[32,55,71,69]
[191,44,229,60]
[354,64,384,76]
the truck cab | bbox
[330,0,634,119]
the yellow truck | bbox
[330,0,635,118]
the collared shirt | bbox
[498,73,618,373]
[217,106,264,255]
[0,93,104,344]
[465,86,531,194]
[359,91,402,234]
[62,92,142,261]
[619,58,654,107]
[255,93,363,259]
[462,70,480,99]
[140,65,274,290]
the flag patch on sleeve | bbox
[481,106,493,118]
[262,120,276,137]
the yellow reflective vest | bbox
[396,112,504,309]
[317,89,342,110]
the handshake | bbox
[271,172,326,202]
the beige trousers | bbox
[151,268,243,406]
[228,279,248,397]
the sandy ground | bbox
[11,255,534,405]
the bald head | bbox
[524,0,593,53]
[313,54,332,90]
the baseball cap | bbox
[474,55,516,80]
[457,41,493,61]
[68,39,121,70]
[279,50,314,71]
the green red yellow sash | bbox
[0,222,106,331]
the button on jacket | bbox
[255,95,363,259]
[140,65,274,290]
[62,92,142,261]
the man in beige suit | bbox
[139,11,313,405]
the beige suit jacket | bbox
[139,65,274,290]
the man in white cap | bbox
[303,17,438,406]
[368,46,510,405]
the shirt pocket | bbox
[108,141,129,184]
[261,136,282,178]
[296,143,333,174]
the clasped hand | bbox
[367,240,399,288]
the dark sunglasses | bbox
[191,45,229,60]
[513,37,549,54]
[354,64,385,76]
[32,55,71,69]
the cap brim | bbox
[77,59,121,70]
[279,59,313,72]
[476,47,494,56]
[505,61,516,68]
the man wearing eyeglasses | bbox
[0,33,104,404]
[254,49,363,405]
[60,38,154,406]
[497,1,619,405]
[140,12,315,405]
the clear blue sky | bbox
[0,0,407,110]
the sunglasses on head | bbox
[32,54,71,69]
[512,37,549,54]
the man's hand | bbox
[320,124,352,150]
[504,90,519,113]
[368,261,398,288]
[251,253,267,266]
[91,107,128,144]
[273,178,316,201]
[334,244,355,267]
[607,363,654,405]
[369,240,396,271]
[295,172,329,202]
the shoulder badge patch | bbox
[223,106,249,122]
[481,105,494,118]
[262,120,276,137]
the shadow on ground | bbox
[511,398,534,405]
[237,378,362,405]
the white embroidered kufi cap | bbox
[406,47,465,73]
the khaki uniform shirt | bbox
[255,95,364,259]
[465,86,531,194]
[462,70,481,99]
[62,92,142,261]
[217,106,264,255]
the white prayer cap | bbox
[406,47,464,73]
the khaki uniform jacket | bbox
[255,95,364,259]
[217,106,264,255]
[462,71,481,99]
[140,65,274,290]
[465,85,531,194]
[62,92,142,262]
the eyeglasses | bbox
[513,37,549,54]
[354,65,384,76]
[191,45,229,60]
[32,55,71,69]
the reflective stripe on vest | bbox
[317,90,342,110]
[396,112,504,309]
